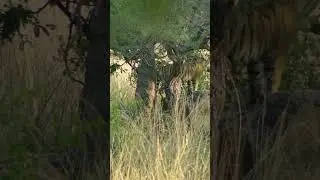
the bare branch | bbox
[33,0,52,14]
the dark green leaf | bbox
[110,63,122,74]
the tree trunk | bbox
[135,43,157,115]
[78,0,109,177]
[211,1,231,179]
[80,0,108,122]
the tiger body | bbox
[181,49,210,95]
[218,0,301,105]
[213,0,318,109]
[212,0,319,179]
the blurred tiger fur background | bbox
[211,0,320,179]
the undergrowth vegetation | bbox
[110,70,210,180]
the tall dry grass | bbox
[251,106,320,180]
[110,69,210,180]
[216,95,320,180]
[0,2,86,179]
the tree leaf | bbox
[110,63,122,74]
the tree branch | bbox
[54,1,73,21]
[34,0,52,14]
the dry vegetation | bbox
[0,3,84,179]
[111,58,320,180]
[247,105,320,180]
[110,61,210,179]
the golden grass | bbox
[110,71,210,180]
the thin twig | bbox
[33,0,52,14]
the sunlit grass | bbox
[110,71,210,180]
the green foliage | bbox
[0,1,56,45]
[110,99,123,135]
[110,0,209,55]
[197,70,210,90]
[281,32,320,90]
[110,63,122,74]
[0,3,34,42]
[282,56,316,90]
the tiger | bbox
[211,0,320,179]
[211,0,319,121]
[180,49,210,95]
[155,42,210,114]
[217,0,311,103]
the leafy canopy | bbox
[110,0,209,55]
